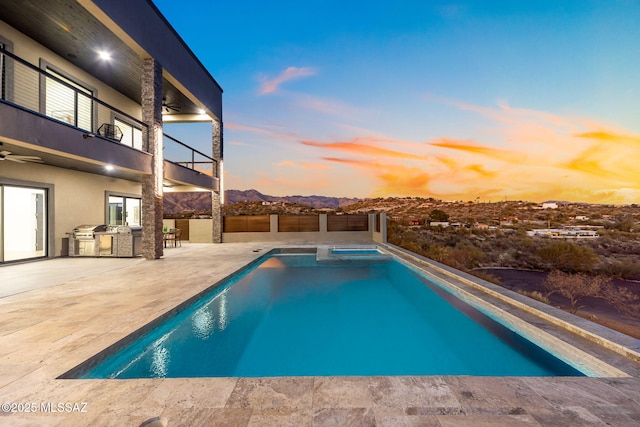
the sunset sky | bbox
[154,0,640,204]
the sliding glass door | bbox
[108,195,141,226]
[1,185,47,262]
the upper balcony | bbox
[0,0,222,192]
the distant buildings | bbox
[527,226,602,239]
[429,221,450,228]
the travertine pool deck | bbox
[1,242,640,426]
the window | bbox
[0,42,5,100]
[0,185,47,262]
[108,195,141,226]
[45,68,93,131]
[0,37,12,102]
[115,118,143,150]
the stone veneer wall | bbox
[211,119,222,243]
[141,58,164,259]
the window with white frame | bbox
[108,195,141,226]
[45,68,93,131]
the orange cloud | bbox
[419,98,640,202]
[562,138,640,184]
[302,138,424,160]
[429,138,524,164]
[259,66,316,95]
[377,166,432,196]
[465,164,496,178]
[276,160,332,170]
[435,156,459,170]
[321,157,433,196]
[321,157,374,167]
[575,131,640,144]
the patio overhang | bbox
[1,0,222,122]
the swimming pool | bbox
[76,249,590,378]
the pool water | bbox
[80,253,584,378]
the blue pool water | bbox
[80,253,584,378]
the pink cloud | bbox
[260,66,316,95]
[276,160,331,169]
[225,122,299,142]
[302,138,425,160]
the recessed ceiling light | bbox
[98,50,112,61]
[105,165,114,171]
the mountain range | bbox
[163,189,362,214]
[225,189,361,208]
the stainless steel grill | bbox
[72,224,108,239]
[68,224,141,257]
[68,224,107,256]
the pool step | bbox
[316,246,392,264]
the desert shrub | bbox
[536,241,597,272]
[400,240,424,256]
[543,270,609,314]
[423,244,451,264]
[429,209,450,222]
[600,284,640,319]
[608,216,636,232]
[512,248,544,270]
[449,243,485,270]
[597,258,640,281]
[518,290,550,304]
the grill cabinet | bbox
[68,224,141,257]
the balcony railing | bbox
[163,133,217,177]
[0,46,216,177]
[0,46,147,139]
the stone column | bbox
[141,58,164,259]
[212,119,223,243]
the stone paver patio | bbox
[1,243,639,426]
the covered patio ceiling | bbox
[1,0,200,116]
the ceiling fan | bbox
[162,97,181,113]
[0,150,43,164]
